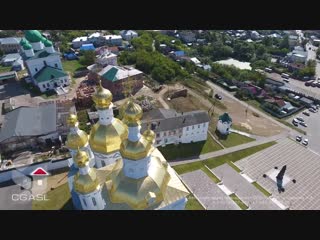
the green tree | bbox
[317,48,320,59]
[0,49,4,58]
[79,50,96,66]
[280,35,289,49]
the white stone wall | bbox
[38,76,70,93]
[154,122,209,147]
[78,187,106,210]
[94,151,121,168]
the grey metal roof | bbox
[0,37,21,45]
[1,53,21,62]
[0,103,57,142]
[141,109,210,133]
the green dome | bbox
[23,42,32,50]
[43,38,53,47]
[20,38,27,46]
[24,30,43,43]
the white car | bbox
[302,139,309,146]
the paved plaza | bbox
[181,170,240,210]
[212,164,281,210]
[235,138,320,210]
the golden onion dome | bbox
[122,99,143,127]
[143,128,156,143]
[67,113,78,127]
[109,156,171,209]
[66,131,88,149]
[92,80,113,109]
[120,136,153,160]
[74,148,89,168]
[73,169,100,194]
[89,118,128,154]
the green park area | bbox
[158,135,223,161]
[185,194,205,210]
[0,66,12,73]
[62,60,85,74]
[214,132,255,148]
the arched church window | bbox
[92,197,97,206]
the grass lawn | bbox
[0,66,12,73]
[185,194,205,210]
[62,60,85,74]
[158,135,222,161]
[173,141,277,175]
[246,100,306,135]
[252,182,272,197]
[33,183,73,210]
[229,193,248,210]
[77,110,91,134]
[213,132,255,148]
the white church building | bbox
[20,30,70,93]
[66,83,189,210]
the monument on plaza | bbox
[276,165,286,193]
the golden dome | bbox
[67,113,78,127]
[122,99,143,127]
[109,156,171,209]
[143,128,156,143]
[92,80,113,109]
[66,131,88,149]
[89,118,128,154]
[74,149,89,168]
[120,137,153,160]
[74,169,100,194]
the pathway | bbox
[169,132,288,166]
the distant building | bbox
[217,112,232,135]
[95,49,117,67]
[190,57,201,65]
[179,31,196,43]
[80,44,95,51]
[120,30,138,41]
[104,35,123,46]
[142,108,209,147]
[203,65,212,71]
[72,36,89,49]
[88,65,143,99]
[0,71,17,85]
[312,39,320,47]
[287,46,308,64]
[1,53,24,71]
[21,30,70,93]
[0,37,21,54]
[288,35,299,48]
[0,103,58,153]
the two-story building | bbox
[0,37,21,54]
[141,109,210,147]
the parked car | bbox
[300,122,308,127]
[296,136,302,142]
[215,94,222,100]
[302,139,309,146]
[296,117,304,122]
[302,111,310,116]
[309,108,316,113]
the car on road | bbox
[302,139,309,146]
[296,136,302,142]
[300,122,308,127]
[215,94,222,100]
[302,111,310,116]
